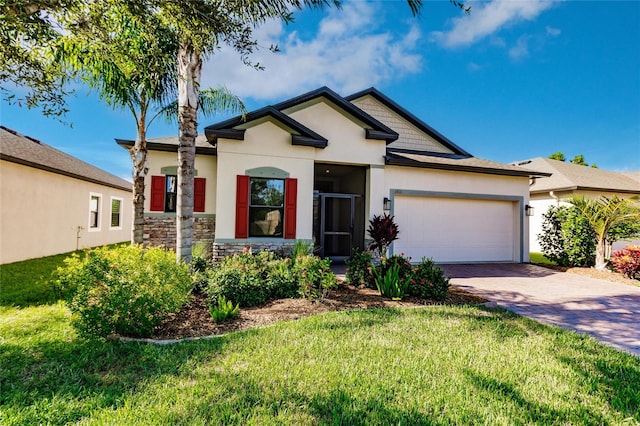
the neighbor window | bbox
[110,197,122,228]
[249,178,284,237]
[165,175,177,212]
[89,194,101,229]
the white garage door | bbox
[393,195,518,263]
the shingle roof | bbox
[517,158,640,194]
[115,134,216,155]
[1,126,132,191]
[387,151,546,178]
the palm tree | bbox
[57,5,245,245]
[568,195,640,270]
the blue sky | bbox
[2,0,639,181]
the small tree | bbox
[538,205,596,267]
[538,206,569,265]
[548,151,565,161]
[568,196,640,270]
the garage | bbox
[392,194,521,263]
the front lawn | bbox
[1,303,638,425]
[529,251,557,266]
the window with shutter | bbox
[235,175,250,238]
[150,175,166,211]
[194,177,206,212]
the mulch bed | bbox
[153,285,488,340]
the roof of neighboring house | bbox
[204,86,399,145]
[516,157,640,194]
[115,134,217,155]
[1,126,132,191]
[346,87,472,157]
[388,151,545,178]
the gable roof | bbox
[346,87,472,157]
[517,157,640,194]
[204,106,329,148]
[204,86,399,145]
[116,134,217,155]
[1,126,132,192]
[388,151,545,178]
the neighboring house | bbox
[118,87,544,263]
[0,126,132,264]
[516,157,640,252]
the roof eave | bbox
[115,138,217,156]
[385,155,537,178]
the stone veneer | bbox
[144,216,215,250]
[212,241,297,263]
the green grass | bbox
[530,251,558,266]
[0,243,128,307]
[1,303,638,425]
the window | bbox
[89,194,101,230]
[110,197,122,228]
[249,178,284,237]
[165,175,177,212]
[150,175,206,213]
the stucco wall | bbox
[1,161,132,264]
[529,190,640,253]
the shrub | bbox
[206,267,267,308]
[378,254,412,284]
[409,257,450,300]
[372,263,410,300]
[292,240,314,258]
[538,205,596,267]
[265,259,299,299]
[367,214,399,258]
[209,295,239,323]
[192,242,212,274]
[56,245,192,338]
[293,255,337,300]
[345,248,374,288]
[610,245,640,280]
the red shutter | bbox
[284,178,297,239]
[235,175,250,238]
[194,178,206,212]
[150,175,165,211]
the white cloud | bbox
[201,2,422,101]
[509,35,531,60]
[431,0,556,48]
[546,25,561,37]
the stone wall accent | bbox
[212,241,297,263]
[144,216,215,250]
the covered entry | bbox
[392,192,523,263]
[313,163,366,260]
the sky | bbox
[2,0,639,181]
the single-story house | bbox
[0,126,132,264]
[118,87,545,263]
[516,157,640,252]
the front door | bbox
[319,193,361,260]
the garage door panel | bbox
[394,195,517,263]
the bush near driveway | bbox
[56,245,192,338]
[610,245,640,280]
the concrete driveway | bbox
[440,263,640,357]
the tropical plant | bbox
[367,214,400,258]
[568,196,640,270]
[610,245,640,280]
[209,295,240,322]
[372,263,410,300]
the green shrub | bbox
[209,295,239,323]
[292,240,314,258]
[266,259,299,299]
[372,263,410,300]
[409,257,450,300]
[56,245,192,338]
[538,205,596,267]
[206,268,267,308]
[292,255,337,300]
[610,245,640,280]
[345,248,374,288]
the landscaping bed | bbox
[153,284,487,339]
[533,263,640,286]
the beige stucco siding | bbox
[1,161,132,264]
[145,151,217,214]
[351,95,454,154]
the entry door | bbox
[320,194,359,260]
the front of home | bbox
[119,87,541,263]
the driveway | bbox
[440,263,640,357]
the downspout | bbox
[549,191,559,207]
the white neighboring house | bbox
[118,87,547,264]
[0,126,132,264]
[516,157,640,253]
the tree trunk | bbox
[130,111,148,245]
[176,42,202,264]
[595,238,607,270]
